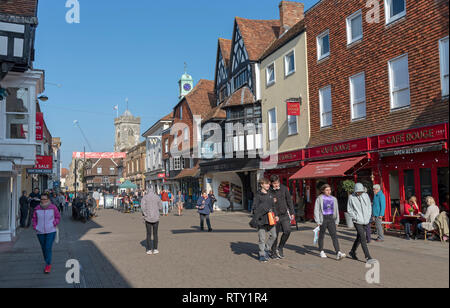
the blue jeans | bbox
[248,200,253,213]
[37,232,56,265]
[162,202,169,215]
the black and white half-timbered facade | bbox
[201,17,281,211]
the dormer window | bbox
[234,69,248,90]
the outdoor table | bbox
[403,215,422,237]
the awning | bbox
[289,156,367,180]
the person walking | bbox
[372,185,386,242]
[175,191,185,216]
[32,193,61,274]
[251,178,278,263]
[57,192,65,214]
[196,191,214,232]
[19,191,29,228]
[27,188,41,228]
[93,190,100,210]
[269,175,295,259]
[348,183,375,263]
[227,189,235,212]
[141,189,162,255]
[161,189,170,216]
[208,191,217,211]
[247,189,254,213]
[314,184,346,260]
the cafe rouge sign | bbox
[309,138,369,159]
[378,124,448,149]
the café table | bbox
[403,215,422,238]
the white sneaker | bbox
[337,252,346,261]
[153,250,159,255]
[320,251,328,259]
[146,250,153,255]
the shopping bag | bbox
[268,212,276,226]
[288,211,297,226]
[55,227,60,244]
[313,226,320,245]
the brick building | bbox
[290,0,449,224]
[84,158,123,193]
[124,141,146,190]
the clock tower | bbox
[178,64,194,98]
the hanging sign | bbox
[36,112,43,141]
[287,100,301,116]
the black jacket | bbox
[252,191,276,228]
[270,185,295,218]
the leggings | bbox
[318,215,341,254]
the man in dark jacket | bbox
[27,188,41,228]
[252,178,278,263]
[197,191,214,232]
[19,191,29,228]
[270,175,295,259]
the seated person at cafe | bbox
[400,196,421,240]
[417,196,440,239]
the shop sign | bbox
[279,150,303,164]
[309,138,369,159]
[157,173,166,179]
[72,152,127,159]
[36,112,43,141]
[378,124,447,149]
[34,156,53,170]
[287,100,301,116]
[379,144,443,158]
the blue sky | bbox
[34,0,319,169]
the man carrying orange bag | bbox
[250,178,279,263]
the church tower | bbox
[114,102,141,152]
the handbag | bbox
[268,212,276,226]
[288,210,297,226]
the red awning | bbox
[289,156,367,180]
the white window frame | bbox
[183,127,189,142]
[173,157,181,170]
[319,86,332,128]
[1,87,32,142]
[317,30,330,61]
[284,50,296,77]
[164,139,169,153]
[346,10,363,45]
[350,72,367,121]
[388,54,411,110]
[287,115,298,136]
[439,36,449,97]
[268,108,278,141]
[266,63,275,86]
[385,0,406,25]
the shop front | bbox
[375,123,449,226]
[288,123,449,226]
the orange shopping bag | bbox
[268,212,276,226]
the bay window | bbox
[3,87,31,140]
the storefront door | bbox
[0,177,11,233]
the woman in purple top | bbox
[314,184,346,261]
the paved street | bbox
[0,207,448,288]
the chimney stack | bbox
[279,1,304,33]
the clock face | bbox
[183,83,192,91]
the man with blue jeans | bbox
[197,191,213,232]
[161,190,169,216]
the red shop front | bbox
[290,138,376,222]
[375,123,449,227]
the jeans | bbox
[162,202,169,215]
[318,215,341,254]
[271,215,292,252]
[374,217,384,240]
[366,221,372,243]
[145,221,159,251]
[200,214,212,231]
[37,232,56,266]
[401,219,420,238]
[351,223,372,260]
[248,200,253,213]
[258,226,277,257]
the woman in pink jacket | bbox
[32,193,61,274]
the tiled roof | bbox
[202,102,227,123]
[184,79,216,118]
[223,86,255,108]
[259,19,306,61]
[235,17,281,61]
[161,112,174,121]
[219,38,232,68]
[0,0,38,17]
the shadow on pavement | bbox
[171,226,256,234]
[229,242,260,260]
[0,208,132,288]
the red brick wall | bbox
[0,0,38,17]
[305,0,449,147]
[171,100,194,151]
